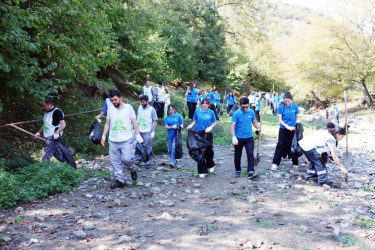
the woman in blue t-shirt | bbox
[185,81,198,120]
[271,92,300,171]
[225,91,236,114]
[165,104,184,168]
[187,97,217,178]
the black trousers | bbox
[272,128,298,166]
[155,102,165,119]
[197,134,215,174]
[303,149,328,184]
[210,104,220,121]
[227,105,233,114]
[234,137,254,172]
[255,110,260,122]
[187,102,197,120]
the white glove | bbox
[136,134,144,144]
[339,166,348,176]
[232,136,238,145]
[53,133,59,140]
[34,132,40,139]
[187,124,193,130]
[172,125,178,129]
[150,131,155,139]
[205,125,213,133]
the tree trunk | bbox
[359,77,373,107]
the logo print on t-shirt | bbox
[112,119,127,131]
[43,121,49,131]
[138,117,147,127]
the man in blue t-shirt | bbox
[231,97,261,179]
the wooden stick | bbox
[10,124,46,141]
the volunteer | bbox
[209,87,220,121]
[225,91,236,114]
[248,92,256,111]
[34,99,66,162]
[299,126,349,187]
[154,81,167,119]
[95,89,116,120]
[185,81,199,120]
[254,94,261,122]
[101,90,144,189]
[199,89,208,107]
[271,92,300,171]
[164,104,184,168]
[136,95,158,169]
[231,97,261,179]
[273,92,280,113]
[140,79,155,106]
[333,103,339,125]
[187,98,216,178]
[164,88,171,117]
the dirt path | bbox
[1,112,375,249]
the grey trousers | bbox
[109,139,136,183]
[42,138,64,162]
[140,132,153,167]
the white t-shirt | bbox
[299,130,336,154]
[248,94,255,104]
[107,103,136,142]
[137,106,158,133]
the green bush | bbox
[0,161,83,209]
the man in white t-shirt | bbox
[140,79,155,106]
[154,81,166,118]
[101,90,144,189]
[299,127,348,188]
[136,95,158,168]
[248,92,256,111]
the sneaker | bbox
[110,180,125,189]
[320,180,341,188]
[248,171,259,180]
[305,176,318,182]
[209,167,215,173]
[234,171,241,178]
[131,171,138,181]
[199,173,207,178]
[169,163,175,168]
[271,164,278,171]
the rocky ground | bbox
[1,110,375,250]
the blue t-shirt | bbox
[209,92,215,105]
[278,103,300,129]
[213,93,221,105]
[231,108,256,138]
[280,94,284,103]
[199,94,208,107]
[274,96,280,104]
[193,108,216,132]
[255,98,261,111]
[334,106,339,114]
[226,95,236,105]
[186,88,198,103]
[164,113,183,139]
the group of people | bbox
[34,82,349,189]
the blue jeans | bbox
[234,137,254,172]
[168,138,177,165]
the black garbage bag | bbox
[290,123,304,158]
[135,143,151,162]
[89,120,101,145]
[175,126,183,159]
[55,138,77,169]
[187,130,212,163]
[228,103,239,117]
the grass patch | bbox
[0,161,83,209]
[89,169,110,178]
[254,219,273,227]
[356,216,375,229]
[15,215,25,223]
[276,189,289,195]
[337,235,363,247]
[306,195,327,204]
[364,185,374,192]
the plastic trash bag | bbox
[175,126,183,159]
[290,123,304,158]
[89,120,101,145]
[187,130,212,163]
[55,138,77,169]
[228,103,238,117]
[135,143,151,162]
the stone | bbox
[354,220,366,228]
[119,235,132,242]
[29,238,39,244]
[15,207,24,213]
[185,189,192,194]
[145,183,152,187]
[95,194,104,200]
[243,241,253,249]
[130,192,138,198]
[84,223,96,230]
[232,188,242,195]
[340,223,350,229]
[333,227,340,236]
[73,230,87,238]
[159,200,175,207]
[194,183,201,188]
[160,212,173,220]
[194,189,200,194]
[1,236,12,242]
[85,193,93,198]
[114,199,121,206]
[323,184,331,190]
[35,216,45,221]
[246,196,257,203]
[150,187,161,193]
[136,181,144,186]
